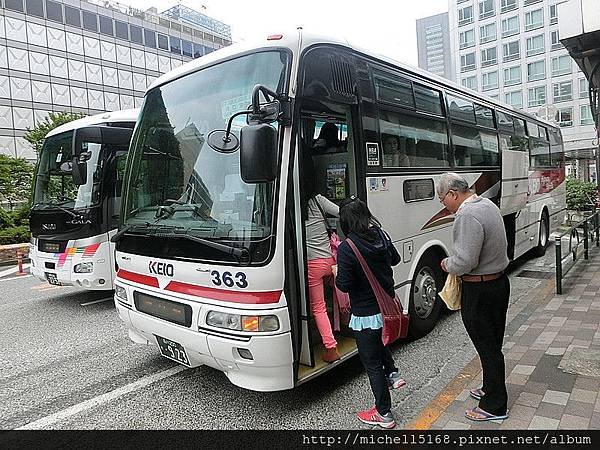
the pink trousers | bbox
[307,256,337,349]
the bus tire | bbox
[534,211,549,257]
[408,253,444,339]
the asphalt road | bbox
[0,250,555,430]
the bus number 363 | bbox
[210,270,248,288]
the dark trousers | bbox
[461,274,510,415]
[354,327,398,415]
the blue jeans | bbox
[353,327,398,415]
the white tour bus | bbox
[113,32,565,391]
[30,109,138,290]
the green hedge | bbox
[0,225,30,246]
[566,177,598,211]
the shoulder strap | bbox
[313,196,333,237]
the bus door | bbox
[294,47,362,379]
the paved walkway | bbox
[407,245,600,430]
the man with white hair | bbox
[438,172,510,422]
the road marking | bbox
[80,297,113,306]
[0,264,31,278]
[0,274,32,282]
[16,365,187,430]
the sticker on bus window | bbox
[366,142,380,166]
[369,178,379,191]
[380,178,389,191]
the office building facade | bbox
[416,12,455,81]
[448,0,596,162]
[0,0,231,160]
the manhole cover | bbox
[516,270,554,279]
[559,348,600,377]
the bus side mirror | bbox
[240,124,278,183]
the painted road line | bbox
[16,365,187,430]
[0,264,31,278]
[0,274,32,282]
[80,297,113,306]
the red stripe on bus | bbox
[165,281,282,304]
[116,269,159,288]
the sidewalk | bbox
[407,245,600,430]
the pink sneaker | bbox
[357,406,396,429]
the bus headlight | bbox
[74,262,93,273]
[206,311,280,332]
[114,285,128,303]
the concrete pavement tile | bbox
[570,388,597,405]
[542,390,570,406]
[512,364,536,376]
[506,404,537,423]
[524,381,549,395]
[571,339,592,347]
[537,402,566,420]
[528,416,560,430]
[506,373,528,386]
[548,317,567,327]
[574,377,600,392]
[563,400,594,419]
[545,347,566,356]
[499,418,531,430]
[559,414,590,429]
[515,392,543,408]
[456,389,470,402]
[554,335,574,343]
[589,412,600,429]
[443,420,471,430]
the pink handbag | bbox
[346,238,409,345]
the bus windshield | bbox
[122,50,288,242]
[33,131,104,210]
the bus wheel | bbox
[408,253,444,339]
[534,212,549,257]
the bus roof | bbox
[45,109,140,139]
[147,30,558,130]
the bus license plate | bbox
[155,335,190,366]
[45,272,61,285]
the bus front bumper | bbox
[116,302,295,392]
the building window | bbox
[524,0,543,5]
[553,81,572,102]
[5,0,24,13]
[526,35,545,57]
[580,78,589,99]
[144,29,156,48]
[26,0,44,18]
[82,11,98,33]
[459,6,474,26]
[480,23,497,44]
[550,30,562,50]
[115,21,128,40]
[528,86,546,107]
[170,37,182,55]
[549,4,558,24]
[481,47,497,67]
[158,34,169,51]
[555,107,573,127]
[461,52,476,72]
[479,0,495,20]
[460,29,475,49]
[501,16,519,38]
[527,60,546,82]
[182,40,193,57]
[552,55,572,76]
[503,41,520,62]
[99,16,113,36]
[64,5,81,27]
[504,66,521,86]
[525,9,544,31]
[193,42,203,58]
[500,0,517,13]
[581,104,594,125]
[482,71,498,91]
[130,25,143,45]
[462,76,477,90]
[45,0,63,23]
[505,91,523,109]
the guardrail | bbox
[555,210,600,294]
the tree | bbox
[24,111,85,157]
[0,155,34,210]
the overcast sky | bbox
[121,0,448,66]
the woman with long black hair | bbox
[335,196,405,429]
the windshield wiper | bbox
[31,202,77,218]
[154,229,250,265]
